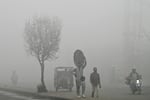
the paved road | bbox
[0,90,50,100]
[104,88,150,100]
[40,86,150,100]
[0,86,150,100]
[83,86,150,100]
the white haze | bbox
[0,0,150,91]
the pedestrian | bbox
[90,67,101,98]
[73,49,87,98]
[11,70,18,86]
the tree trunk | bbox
[40,62,47,92]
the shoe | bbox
[77,95,81,98]
[82,94,86,98]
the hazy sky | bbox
[0,0,149,90]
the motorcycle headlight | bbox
[136,80,140,84]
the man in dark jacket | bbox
[90,67,101,98]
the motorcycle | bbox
[136,79,142,94]
[130,79,142,95]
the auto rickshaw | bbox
[54,67,74,92]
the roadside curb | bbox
[0,87,71,100]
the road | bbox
[0,90,50,100]
[88,86,150,100]
[0,86,150,100]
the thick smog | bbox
[0,0,150,100]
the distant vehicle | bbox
[125,75,142,95]
[54,67,74,92]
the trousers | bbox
[91,85,99,97]
[76,80,85,96]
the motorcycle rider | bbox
[127,68,141,94]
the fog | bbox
[0,0,150,91]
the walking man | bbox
[73,49,87,98]
[90,67,101,98]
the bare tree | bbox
[24,16,62,92]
